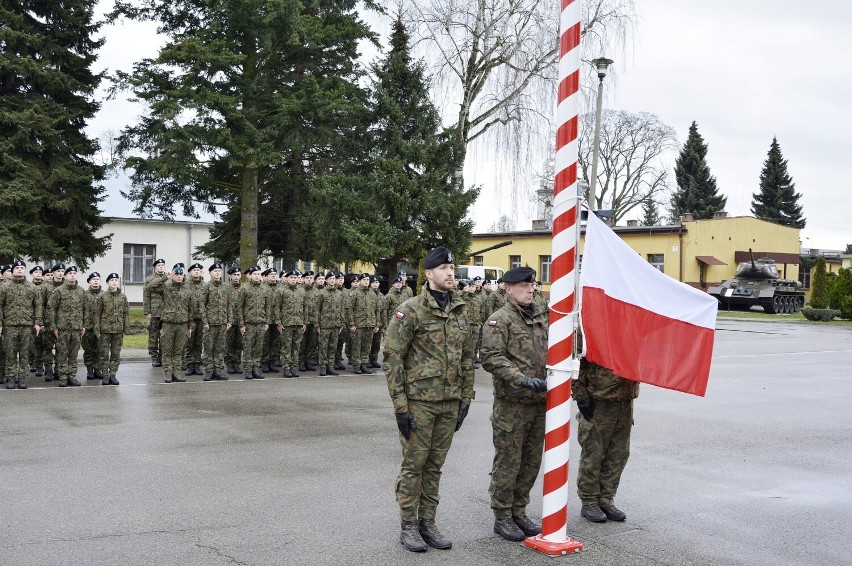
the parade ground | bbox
[2,318,850,565]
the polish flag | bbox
[579,212,717,397]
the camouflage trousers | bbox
[147,317,162,360]
[45,330,58,375]
[469,324,482,363]
[261,324,281,365]
[4,326,33,382]
[489,397,546,518]
[55,329,82,381]
[242,323,265,372]
[279,325,303,370]
[224,324,243,367]
[318,327,340,367]
[98,333,123,375]
[396,399,460,522]
[82,327,99,371]
[160,322,189,377]
[576,399,633,506]
[299,323,318,365]
[29,326,45,367]
[369,327,384,364]
[183,319,204,368]
[351,327,373,366]
[203,324,227,373]
[335,329,349,364]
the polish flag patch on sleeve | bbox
[395,311,405,320]
[487,320,497,326]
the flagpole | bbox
[524,0,584,555]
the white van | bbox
[455,265,504,282]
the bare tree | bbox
[489,214,516,232]
[578,110,677,225]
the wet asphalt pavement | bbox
[2,318,851,565]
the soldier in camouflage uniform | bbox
[275,270,305,378]
[183,263,205,375]
[334,274,351,370]
[368,275,387,368]
[533,281,549,313]
[148,264,194,383]
[385,276,407,320]
[143,258,167,367]
[28,265,47,376]
[0,260,43,389]
[481,266,548,541]
[259,268,280,374]
[398,269,414,300]
[461,280,483,368]
[315,272,343,376]
[573,354,639,523]
[82,272,103,380]
[224,266,243,374]
[299,271,319,371]
[234,266,270,380]
[201,263,230,380]
[384,247,475,553]
[488,278,508,316]
[44,263,66,381]
[94,273,128,385]
[48,266,87,387]
[350,274,381,375]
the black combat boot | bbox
[172,374,186,382]
[18,378,27,389]
[318,366,327,376]
[493,517,525,541]
[35,365,44,377]
[44,369,53,382]
[58,378,68,387]
[290,367,300,377]
[245,371,253,380]
[86,367,94,380]
[68,377,82,386]
[283,368,293,378]
[326,366,339,376]
[102,373,110,385]
[512,514,541,536]
[108,374,119,386]
[29,363,37,373]
[334,361,345,370]
[371,361,382,368]
[418,519,452,549]
[252,369,264,379]
[154,358,163,367]
[184,366,193,376]
[353,365,363,374]
[151,358,159,367]
[599,503,626,521]
[298,363,307,372]
[234,364,243,373]
[94,369,107,381]
[5,379,16,389]
[360,364,373,375]
[580,504,607,523]
[306,362,317,371]
[203,371,212,381]
[226,363,236,374]
[267,363,279,373]
[261,361,270,373]
[399,521,427,552]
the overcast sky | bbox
[91,0,852,251]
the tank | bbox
[707,249,805,314]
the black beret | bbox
[65,266,78,273]
[227,266,240,275]
[360,273,371,280]
[246,265,261,275]
[283,270,295,277]
[294,270,302,276]
[12,259,26,269]
[87,272,100,282]
[175,263,185,269]
[50,263,66,273]
[472,276,482,281]
[279,270,287,278]
[325,272,336,279]
[397,269,407,276]
[208,263,222,272]
[370,275,380,283]
[153,258,165,266]
[0,265,9,274]
[106,272,120,282]
[189,263,203,271]
[172,263,185,274]
[502,267,536,284]
[484,279,491,284]
[496,277,503,283]
[424,246,454,269]
[29,265,43,274]
[261,268,274,277]
[304,270,314,276]
[462,279,475,287]
[393,276,403,284]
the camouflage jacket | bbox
[339,287,354,327]
[464,291,485,325]
[234,280,271,326]
[275,283,304,326]
[573,359,639,403]
[481,300,548,404]
[48,282,87,331]
[143,272,168,317]
[34,280,49,310]
[533,289,549,313]
[303,285,319,325]
[315,286,344,329]
[401,285,414,300]
[0,277,43,327]
[94,289,129,335]
[148,277,195,326]
[383,286,475,413]
[188,277,205,320]
[227,280,241,321]
[83,286,102,329]
[201,279,230,326]
[384,288,407,321]
[489,289,508,315]
[374,289,388,327]
[351,286,380,328]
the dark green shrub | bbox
[840,296,852,320]
[801,308,840,321]
[810,258,829,309]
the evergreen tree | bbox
[112,0,375,269]
[641,198,661,226]
[810,257,829,309]
[670,121,726,220]
[312,19,478,275]
[751,137,805,228]
[0,1,109,267]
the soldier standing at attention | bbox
[350,273,380,375]
[183,263,205,376]
[480,267,548,541]
[48,266,87,387]
[314,272,343,376]
[224,266,243,374]
[385,276,407,322]
[462,279,484,369]
[148,264,194,383]
[201,263,230,381]
[144,259,167,367]
[299,271,319,372]
[0,260,43,389]
[94,273,127,385]
[383,247,475,553]
[276,270,305,378]
[398,269,414,300]
[28,265,46,376]
[44,263,65,381]
[234,266,269,380]
[82,272,103,381]
[368,275,386,369]
[573,355,638,523]
[334,273,351,370]
[259,268,280,374]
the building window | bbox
[474,255,484,266]
[648,253,665,272]
[509,255,521,269]
[539,255,551,283]
[123,244,155,284]
[799,266,811,289]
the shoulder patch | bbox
[395,311,405,319]
[487,320,497,326]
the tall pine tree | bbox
[641,197,661,226]
[670,121,726,220]
[751,137,805,228]
[0,1,109,267]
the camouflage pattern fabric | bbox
[242,323,265,371]
[148,277,194,376]
[183,277,205,368]
[82,287,101,371]
[318,328,339,367]
[224,280,243,366]
[576,400,633,506]
[203,325,227,373]
[144,272,168,359]
[94,288,129,376]
[160,322,188,377]
[56,330,82,382]
[98,333,123,375]
[352,326,373,366]
[4,326,33,383]
[279,325,303,370]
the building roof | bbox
[105,216,215,227]
[473,223,687,239]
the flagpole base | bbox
[524,534,584,556]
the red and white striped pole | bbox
[524,0,584,555]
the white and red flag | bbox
[579,212,717,396]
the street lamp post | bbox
[588,57,613,215]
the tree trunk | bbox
[239,166,258,271]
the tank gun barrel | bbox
[749,248,756,270]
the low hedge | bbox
[801,308,840,322]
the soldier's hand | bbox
[146,313,152,322]
[240,326,246,335]
[187,329,192,337]
[455,402,470,432]
[350,326,356,333]
[373,326,379,333]
[520,376,547,394]
[34,325,41,335]
[395,411,418,439]
[53,329,58,338]
[577,398,595,420]
[80,328,86,337]
[96,333,101,339]
[226,323,232,330]
[264,324,269,331]
[277,324,283,333]
[301,325,306,333]
[203,324,209,332]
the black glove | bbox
[520,376,547,394]
[577,398,595,420]
[395,411,418,439]
[455,402,470,432]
